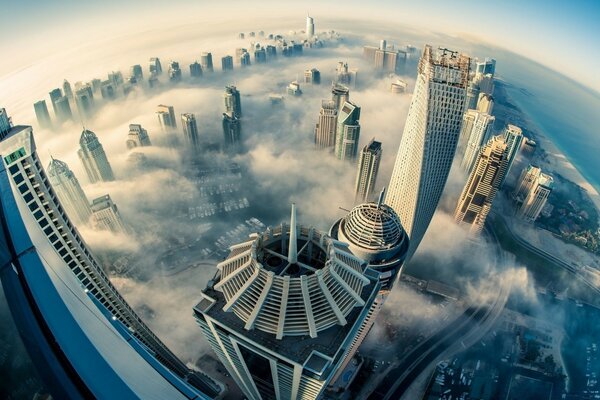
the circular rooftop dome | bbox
[213,220,373,339]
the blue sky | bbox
[1,0,599,93]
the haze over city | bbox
[0,1,599,400]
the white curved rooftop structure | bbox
[213,205,371,339]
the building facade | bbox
[157,104,177,131]
[517,172,553,222]
[386,45,469,259]
[181,113,200,152]
[47,158,92,225]
[459,110,495,174]
[354,139,382,203]
[314,100,338,149]
[126,124,151,149]
[334,101,361,161]
[90,194,127,233]
[77,129,115,183]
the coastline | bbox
[494,81,600,215]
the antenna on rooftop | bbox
[288,203,298,264]
[377,187,386,208]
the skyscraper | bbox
[190,61,203,77]
[91,194,127,233]
[386,45,470,258]
[62,79,73,99]
[363,41,408,73]
[304,68,321,84]
[181,113,199,152]
[355,138,382,202]
[126,124,151,149]
[240,51,251,67]
[513,164,542,205]
[335,62,357,88]
[517,172,553,222]
[78,129,115,183]
[33,100,52,129]
[223,85,242,117]
[454,136,508,235]
[334,101,361,161]
[49,88,63,117]
[54,95,73,122]
[194,205,381,400]
[459,110,495,173]
[314,100,338,149]
[130,64,143,81]
[149,57,162,75]
[0,116,221,398]
[156,104,177,131]
[200,52,213,72]
[476,93,494,114]
[47,158,92,225]
[254,47,267,64]
[501,124,524,186]
[74,86,95,120]
[168,61,182,82]
[222,113,241,148]
[221,55,234,71]
[306,15,315,39]
[0,108,12,141]
[287,81,302,96]
[331,84,350,111]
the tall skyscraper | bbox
[200,52,213,72]
[62,79,73,99]
[130,64,143,81]
[517,172,553,222]
[240,51,251,67]
[181,113,199,152]
[149,57,162,75]
[355,138,382,202]
[221,55,234,71]
[223,85,242,117]
[458,110,495,173]
[47,158,92,225]
[54,95,73,122]
[194,205,381,400]
[314,100,338,148]
[304,68,321,84]
[33,100,52,129]
[335,62,357,88]
[386,45,470,258]
[78,129,115,183]
[91,194,127,233]
[0,108,12,141]
[168,61,182,82]
[513,164,542,205]
[74,86,95,120]
[287,81,302,96]
[454,136,508,235]
[156,104,177,131]
[49,88,63,117]
[501,124,524,186]
[222,113,241,148]
[0,115,221,398]
[363,41,408,73]
[475,57,496,78]
[126,124,151,149]
[254,47,267,64]
[306,15,315,38]
[331,84,350,111]
[476,93,494,114]
[334,101,361,161]
[189,61,203,77]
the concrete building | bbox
[77,129,115,183]
[168,61,182,82]
[33,100,52,129]
[47,158,92,225]
[149,57,162,75]
[501,124,524,186]
[200,52,214,73]
[221,55,234,71]
[194,205,381,400]
[190,61,203,77]
[304,68,321,84]
[386,45,470,259]
[454,136,508,235]
[126,124,151,149]
[306,15,315,39]
[314,100,338,149]
[335,101,361,161]
[458,110,495,173]
[181,113,200,152]
[224,85,242,118]
[90,194,127,233]
[355,139,382,203]
[287,81,302,96]
[517,172,553,222]
[0,117,221,399]
[157,104,177,131]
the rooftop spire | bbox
[377,187,386,208]
[288,203,298,264]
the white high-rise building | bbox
[386,45,470,258]
[355,139,382,203]
[501,124,524,186]
[91,194,127,233]
[126,124,151,149]
[314,100,338,148]
[513,164,542,204]
[517,172,553,222]
[306,15,315,39]
[47,158,92,225]
[77,129,115,183]
[459,110,495,173]
[156,104,177,131]
[334,101,361,161]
